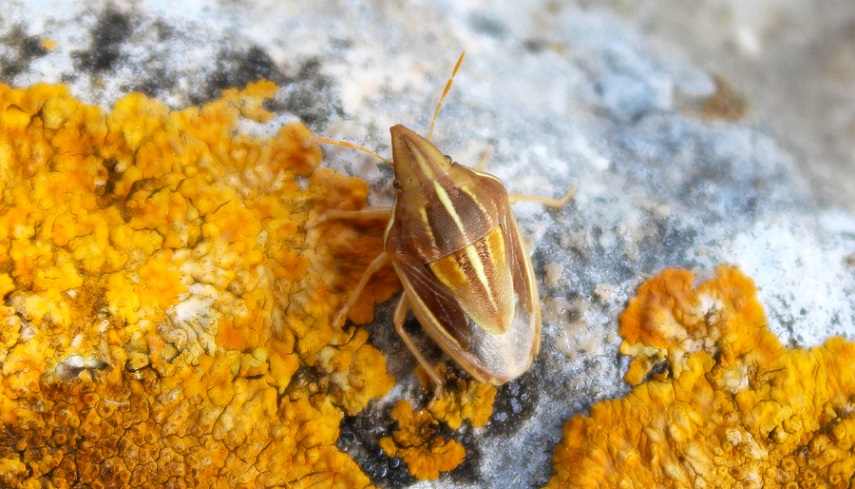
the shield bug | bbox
[312,52,574,399]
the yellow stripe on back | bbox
[428,226,514,335]
[433,180,467,235]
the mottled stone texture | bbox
[2,1,854,488]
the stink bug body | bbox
[313,53,574,398]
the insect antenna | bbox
[310,136,394,166]
[427,51,466,143]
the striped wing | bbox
[394,215,540,384]
[428,226,514,335]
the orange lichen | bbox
[370,364,494,480]
[545,266,855,488]
[379,400,467,480]
[420,363,497,430]
[0,81,400,487]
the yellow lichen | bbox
[422,363,497,430]
[379,400,467,480]
[0,81,400,487]
[371,364,494,480]
[41,38,58,51]
[544,266,855,489]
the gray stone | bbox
[3,1,854,488]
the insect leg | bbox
[310,207,393,227]
[508,185,577,209]
[332,252,392,328]
[393,293,444,404]
[310,136,393,166]
[473,148,491,171]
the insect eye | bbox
[393,179,401,189]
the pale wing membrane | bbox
[466,294,539,383]
[500,212,542,358]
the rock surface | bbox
[3,1,854,488]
